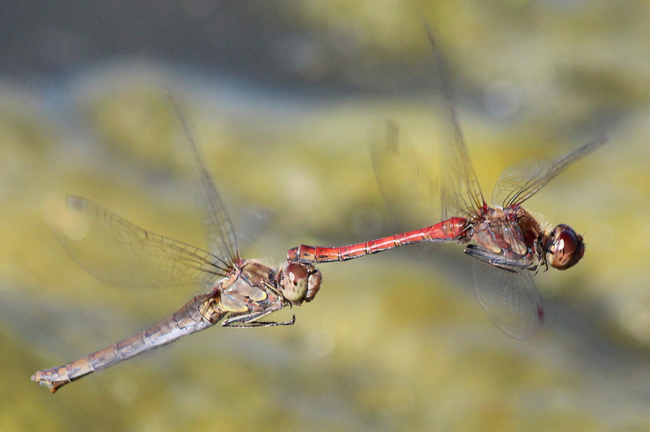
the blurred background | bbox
[1,0,650,431]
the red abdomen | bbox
[287,217,468,263]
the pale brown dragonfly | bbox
[32,98,322,393]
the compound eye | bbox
[550,225,585,270]
[281,263,309,303]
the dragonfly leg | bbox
[222,303,295,327]
[224,314,296,328]
[534,238,549,273]
[465,244,536,273]
[261,280,283,298]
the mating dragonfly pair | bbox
[32,34,606,393]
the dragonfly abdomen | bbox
[287,217,469,264]
[31,293,226,393]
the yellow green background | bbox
[1,1,649,431]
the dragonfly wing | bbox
[492,137,607,207]
[370,120,442,230]
[471,260,544,340]
[169,96,240,264]
[233,206,276,253]
[424,29,485,219]
[47,196,229,288]
[370,29,487,227]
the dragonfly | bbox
[288,31,606,340]
[32,98,322,393]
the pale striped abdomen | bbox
[31,292,225,393]
[287,217,469,263]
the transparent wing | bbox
[493,137,607,208]
[471,260,544,340]
[234,206,275,253]
[425,29,485,219]
[47,196,230,288]
[169,95,240,264]
[370,29,486,227]
[369,120,441,230]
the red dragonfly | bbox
[32,98,322,393]
[288,32,606,340]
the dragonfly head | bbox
[547,224,585,270]
[279,263,322,305]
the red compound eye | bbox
[550,225,585,270]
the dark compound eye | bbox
[549,225,585,270]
